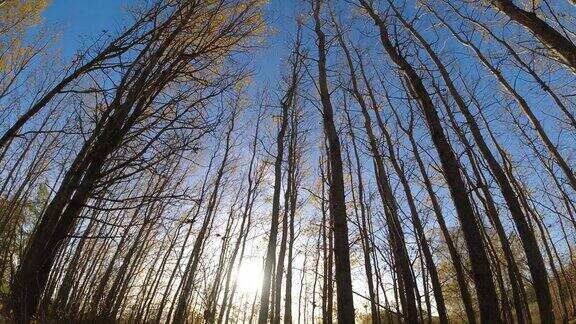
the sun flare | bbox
[236,258,263,294]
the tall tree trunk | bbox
[312,1,355,322]
[358,1,502,322]
[352,35,449,323]
[284,107,301,324]
[173,114,236,323]
[399,110,477,323]
[257,42,301,323]
[344,106,379,324]
[489,0,576,74]
[334,26,419,323]
[445,0,576,129]
[428,6,576,191]
[272,133,294,324]
[11,102,132,321]
[218,105,263,324]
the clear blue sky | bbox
[43,0,131,57]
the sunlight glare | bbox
[236,258,263,295]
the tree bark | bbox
[358,1,502,322]
[257,41,301,323]
[312,1,356,322]
[489,0,576,74]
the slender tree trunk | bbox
[445,0,576,129]
[358,2,502,322]
[489,0,576,74]
[398,13,552,320]
[257,42,301,323]
[273,136,294,324]
[429,6,576,191]
[312,1,355,322]
[344,107,379,324]
[398,108,476,323]
[284,108,301,324]
[335,29,418,323]
[218,105,263,324]
[173,114,236,323]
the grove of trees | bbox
[0,0,575,323]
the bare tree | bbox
[488,0,576,73]
[358,1,502,322]
[311,1,356,322]
[258,30,302,324]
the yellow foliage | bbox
[0,0,50,71]
[0,0,49,32]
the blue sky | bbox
[43,0,131,57]
[41,0,299,84]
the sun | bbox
[236,258,263,295]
